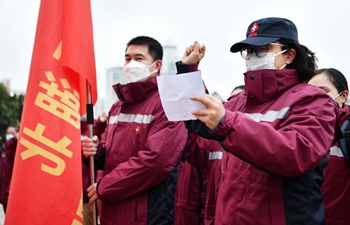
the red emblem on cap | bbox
[248,23,259,37]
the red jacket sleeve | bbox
[93,117,107,139]
[214,95,337,177]
[185,132,211,175]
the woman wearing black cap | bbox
[176,17,337,225]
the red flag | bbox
[5,0,97,224]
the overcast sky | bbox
[1,0,350,98]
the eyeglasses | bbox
[240,43,285,59]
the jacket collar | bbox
[244,69,300,104]
[113,75,159,104]
[339,104,350,124]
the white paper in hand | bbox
[157,71,206,121]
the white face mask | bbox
[6,134,14,141]
[245,49,288,71]
[124,60,158,83]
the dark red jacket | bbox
[0,137,18,205]
[182,65,337,225]
[321,105,350,225]
[94,76,187,225]
[185,136,222,225]
[174,160,203,225]
[0,147,5,205]
[202,142,222,225]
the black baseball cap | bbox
[230,17,298,53]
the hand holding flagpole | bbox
[86,81,98,225]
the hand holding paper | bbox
[189,94,226,130]
[157,71,206,121]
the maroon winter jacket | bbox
[174,160,204,225]
[0,137,18,205]
[95,76,187,225]
[321,105,350,225]
[184,136,222,225]
[0,147,5,205]
[182,66,337,225]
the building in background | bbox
[162,40,178,76]
[105,66,127,111]
[94,66,126,117]
[1,79,10,92]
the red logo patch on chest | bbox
[135,126,141,133]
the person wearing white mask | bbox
[124,59,158,83]
[176,17,338,224]
[5,125,17,142]
[81,36,187,225]
[123,37,162,83]
[308,68,350,225]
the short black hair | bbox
[232,85,245,92]
[228,85,245,100]
[230,85,245,96]
[126,36,163,62]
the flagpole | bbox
[86,80,98,225]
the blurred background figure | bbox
[0,137,5,214]
[229,85,245,97]
[308,68,350,225]
[0,124,19,214]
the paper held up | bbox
[157,71,206,121]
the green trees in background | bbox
[0,83,24,141]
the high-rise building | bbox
[0,79,10,92]
[162,40,178,76]
[105,66,127,111]
[0,79,25,96]
[94,66,127,117]
[93,98,105,119]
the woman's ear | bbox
[285,48,296,65]
[341,90,348,104]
